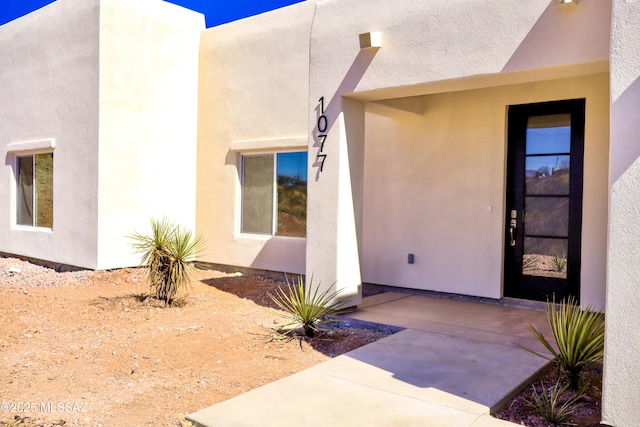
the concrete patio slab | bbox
[309,329,546,411]
[346,293,553,354]
[188,293,552,427]
[188,368,484,427]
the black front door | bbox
[504,99,585,302]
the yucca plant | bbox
[525,378,584,425]
[268,275,348,338]
[524,296,604,390]
[129,217,205,305]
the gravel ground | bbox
[0,258,92,289]
[0,256,389,427]
[1,256,602,427]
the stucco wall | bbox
[0,0,101,268]
[309,0,610,98]
[362,74,609,306]
[196,1,316,273]
[603,1,640,425]
[0,0,203,270]
[97,0,204,269]
[306,0,611,304]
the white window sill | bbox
[236,232,306,241]
[12,225,53,233]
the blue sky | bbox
[0,0,304,27]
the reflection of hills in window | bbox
[276,152,307,237]
[526,155,570,176]
[526,169,570,195]
[525,197,569,237]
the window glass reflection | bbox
[525,155,570,195]
[523,237,568,279]
[276,152,307,237]
[526,114,571,155]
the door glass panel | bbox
[525,114,571,155]
[523,237,568,279]
[524,197,569,237]
[521,113,571,280]
[525,155,570,195]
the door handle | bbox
[509,210,517,247]
[509,224,516,247]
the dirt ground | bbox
[0,257,388,427]
[0,256,604,427]
[495,366,603,427]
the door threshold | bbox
[500,297,548,311]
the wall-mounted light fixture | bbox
[359,32,382,49]
[559,0,577,8]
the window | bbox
[17,153,53,228]
[241,152,307,237]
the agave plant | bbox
[129,217,205,305]
[525,378,585,425]
[268,275,348,338]
[524,296,604,390]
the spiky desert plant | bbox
[524,296,604,390]
[552,253,567,273]
[129,217,205,305]
[268,275,348,338]
[525,378,584,425]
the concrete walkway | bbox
[188,292,552,427]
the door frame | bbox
[504,99,585,302]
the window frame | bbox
[14,151,54,230]
[239,150,307,238]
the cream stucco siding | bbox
[97,0,204,269]
[6,0,640,423]
[309,0,610,97]
[306,0,610,306]
[0,0,101,268]
[362,74,609,306]
[0,0,203,269]
[604,1,640,425]
[196,1,316,273]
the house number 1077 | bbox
[316,96,328,172]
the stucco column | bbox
[603,1,640,426]
[305,10,375,306]
[305,95,365,307]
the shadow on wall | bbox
[501,0,610,73]
[250,235,306,275]
[610,75,640,184]
[311,47,379,181]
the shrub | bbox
[524,296,604,390]
[129,217,205,305]
[268,275,348,338]
[525,378,584,425]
